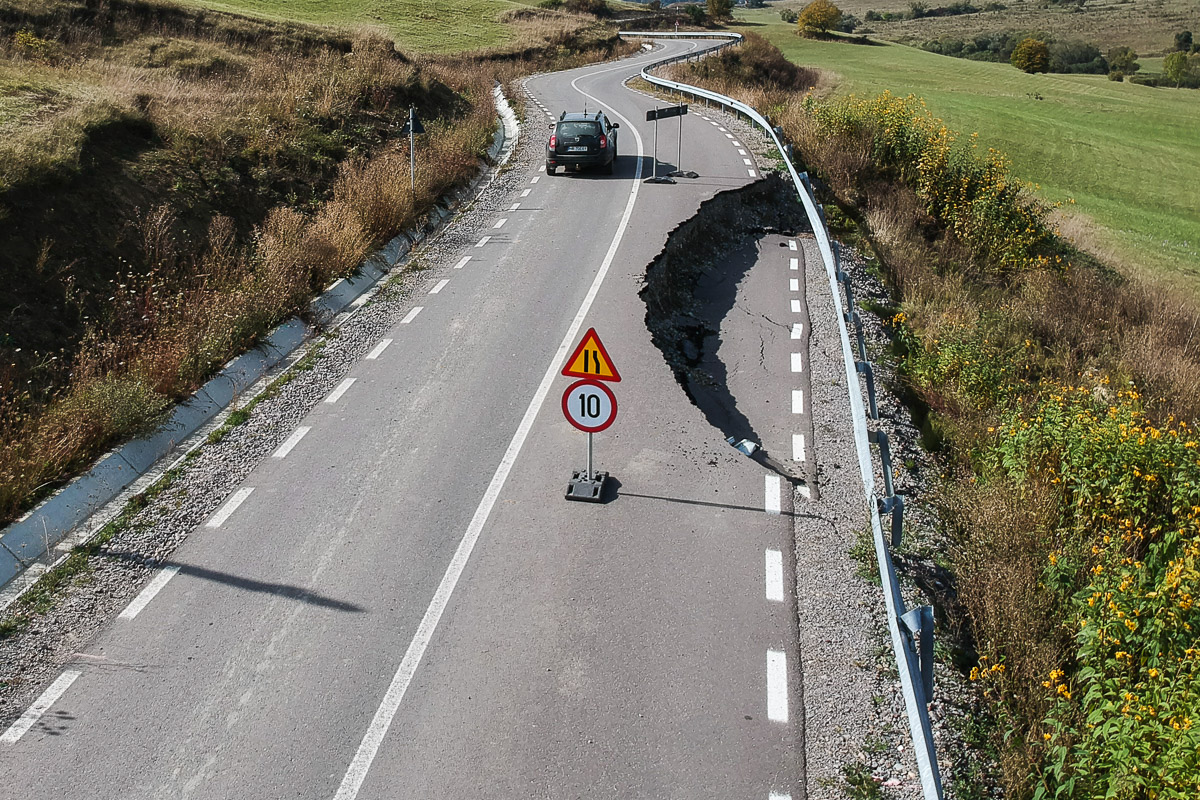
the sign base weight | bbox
[565,470,609,503]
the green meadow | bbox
[734,10,1200,293]
[185,0,535,52]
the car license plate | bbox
[568,146,587,152]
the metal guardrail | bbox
[620,31,944,800]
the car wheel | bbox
[546,164,555,175]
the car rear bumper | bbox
[546,151,611,167]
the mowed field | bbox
[735,9,1200,292]
[185,0,537,52]
[768,0,1200,54]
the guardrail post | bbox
[871,429,895,498]
[849,310,867,362]
[856,361,878,420]
[901,605,935,702]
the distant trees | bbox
[1107,46,1140,75]
[707,0,733,20]
[682,4,706,24]
[797,0,842,36]
[1174,31,1194,53]
[1162,51,1200,88]
[780,8,799,24]
[1010,37,1049,73]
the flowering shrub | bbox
[799,91,1067,277]
[989,389,1200,798]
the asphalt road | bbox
[1,40,811,800]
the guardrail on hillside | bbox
[619,31,944,800]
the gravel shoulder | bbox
[0,92,549,728]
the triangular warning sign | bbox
[562,327,621,382]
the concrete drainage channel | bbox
[0,85,520,603]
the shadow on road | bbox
[104,551,366,613]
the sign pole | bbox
[409,106,416,199]
[652,114,659,181]
[677,111,683,173]
[586,433,593,481]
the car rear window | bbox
[557,121,601,137]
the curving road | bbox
[1,39,811,799]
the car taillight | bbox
[549,134,557,149]
[599,134,607,149]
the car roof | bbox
[558,111,604,123]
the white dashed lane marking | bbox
[475,236,491,248]
[119,565,182,620]
[765,549,784,600]
[531,176,541,184]
[400,306,423,324]
[493,218,507,229]
[738,149,747,155]
[764,475,781,516]
[748,169,757,177]
[790,257,799,270]
[790,299,802,313]
[521,189,531,197]
[792,390,804,414]
[793,434,806,462]
[509,203,520,211]
[366,339,393,359]
[206,487,254,529]
[788,240,797,251]
[743,158,753,165]
[453,256,471,270]
[272,426,312,458]
[789,278,799,292]
[1,671,82,745]
[767,650,789,723]
[325,378,356,405]
[430,280,449,295]
[791,352,803,372]
[791,323,803,339]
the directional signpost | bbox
[400,106,425,198]
[644,104,696,183]
[562,328,620,502]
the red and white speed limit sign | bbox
[561,379,617,433]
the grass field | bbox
[768,0,1200,54]
[186,0,537,52]
[735,9,1200,293]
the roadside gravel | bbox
[0,93,546,728]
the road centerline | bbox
[331,67,650,800]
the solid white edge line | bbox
[767,650,789,723]
[366,339,393,359]
[789,278,799,292]
[325,378,356,404]
[765,549,784,601]
[453,256,472,270]
[764,475,781,516]
[205,487,254,529]
[429,279,449,295]
[1,670,82,744]
[331,65,651,800]
[400,306,423,324]
[272,426,312,458]
[793,434,806,462]
[118,565,182,620]
[791,323,803,340]
[790,299,803,313]
[475,236,491,247]
[792,390,804,415]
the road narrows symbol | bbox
[561,327,621,382]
